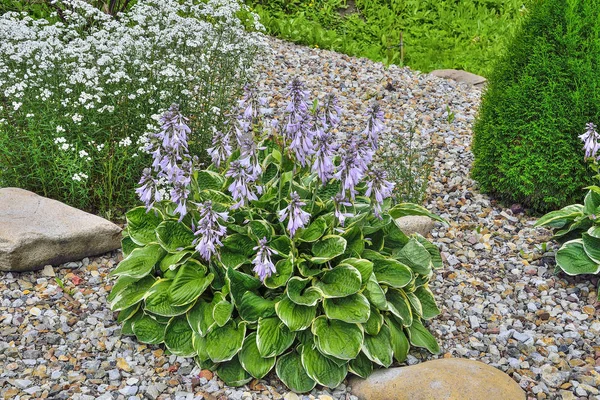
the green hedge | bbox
[472,0,600,212]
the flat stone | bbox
[395,216,434,237]
[349,358,525,400]
[430,69,487,86]
[0,188,121,271]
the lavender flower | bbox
[334,139,370,200]
[579,122,600,159]
[239,133,263,179]
[226,160,258,209]
[136,168,161,210]
[365,168,395,218]
[333,193,353,226]
[278,192,311,237]
[363,103,385,150]
[252,237,276,282]
[312,130,337,184]
[207,128,232,168]
[193,201,228,261]
[159,104,191,158]
[319,93,341,129]
[284,79,315,166]
[170,181,190,221]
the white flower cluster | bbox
[72,172,89,182]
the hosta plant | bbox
[536,123,600,297]
[109,81,445,391]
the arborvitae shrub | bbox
[472,0,600,212]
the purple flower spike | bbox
[252,237,276,282]
[312,130,337,185]
[363,103,385,150]
[226,160,258,209]
[320,93,341,129]
[365,168,395,218]
[170,181,190,221]
[159,104,191,158]
[207,128,232,168]
[284,79,315,166]
[193,201,228,261]
[278,192,311,237]
[333,193,353,226]
[136,168,162,210]
[334,139,370,200]
[580,122,600,159]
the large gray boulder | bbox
[430,69,487,86]
[395,215,434,237]
[0,188,122,272]
[350,358,525,400]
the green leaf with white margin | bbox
[582,233,600,264]
[276,351,316,393]
[386,289,413,326]
[394,237,432,276]
[300,343,348,388]
[239,291,277,322]
[192,332,209,360]
[164,316,196,357]
[386,315,410,362]
[323,293,371,324]
[156,220,195,252]
[276,296,316,331]
[364,274,387,310]
[407,318,440,354]
[314,265,361,298]
[205,320,246,362]
[348,351,373,379]
[362,324,393,367]
[226,267,262,306]
[257,317,296,357]
[213,300,234,327]
[584,189,600,215]
[121,236,141,258]
[248,220,274,241]
[414,234,443,269]
[169,262,213,306]
[126,207,163,245]
[121,310,142,336]
[556,239,600,275]
[216,356,252,387]
[388,203,447,225]
[110,275,156,311]
[363,305,383,336]
[372,259,413,288]
[414,286,440,319]
[298,216,328,242]
[159,250,194,273]
[108,276,139,303]
[270,235,292,257]
[144,279,193,317]
[186,292,225,336]
[340,258,373,283]
[287,277,322,306]
[587,225,600,239]
[110,244,166,279]
[132,314,166,344]
[196,170,225,190]
[117,303,140,323]
[311,316,363,360]
[311,235,347,264]
[264,258,293,289]
[405,291,423,317]
[342,225,365,257]
[238,332,276,379]
[535,204,584,229]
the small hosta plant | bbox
[109,81,445,391]
[536,123,600,297]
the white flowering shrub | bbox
[0,0,266,215]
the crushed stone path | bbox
[1,36,599,400]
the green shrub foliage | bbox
[472,0,600,212]
[109,82,445,391]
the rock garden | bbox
[1,1,600,400]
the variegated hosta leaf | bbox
[192,332,209,361]
[414,286,440,319]
[363,305,383,336]
[323,293,371,324]
[311,235,347,264]
[169,262,213,306]
[238,332,276,379]
[388,203,447,224]
[362,324,393,367]
[339,258,373,283]
[394,237,432,276]
[144,279,193,317]
[408,319,440,354]
[121,236,141,258]
[216,355,252,387]
[186,293,225,336]
[164,316,196,357]
[556,239,600,275]
[132,314,166,344]
[364,274,387,310]
[372,259,413,288]
[348,351,373,379]
[109,275,156,311]
[110,244,165,279]
[311,316,363,360]
[413,234,443,269]
[276,351,316,393]
[213,299,234,327]
[275,296,316,331]
[287,277,322,306]
[386,315,410,363]
[264,259,293,289]
[226,267,261,305]
[298,216,328,242]
[257,317,296,358]
[300,343,348,388]
[386,288,413,326]
[155,220,195,252]
[159,250,194,273]
[314,265,361,298]
[206,320,246,362]
[126,206,163,245]
[239,291,277,322]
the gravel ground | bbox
[2,37,600,400]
